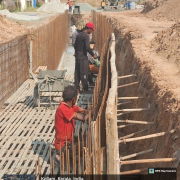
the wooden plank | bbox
[119,128,147,140]
[119,130,175,143]
[117,81,139,88]
[121,158,177,165]
[117,120,154,125]
[118,74,136,79]
[120,168,147,175]
[118,97,143,100]
[120,149,153,160]
[117,108,147,112]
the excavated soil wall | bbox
[112,20,180,176]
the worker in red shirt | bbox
[54,85,89,162]
[67,0,74,12]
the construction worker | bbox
[74,22,97,93]
[54,85,88,164]
[67,0,75,12]
[72,27,81,47]
[88,41,100,74]
[88,41,100,85]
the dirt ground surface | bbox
[143,0,180,21]
[104,9,180,177]
[0,12,59,43]
[0,14,29,43]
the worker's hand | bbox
[84,114,89,122]
[93,54,97,59]
[83,109,89,115]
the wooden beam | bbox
[119,128,147,140]
[119,130,175,144]
[117,120,154,125]
[120,168,147,175]
[118,81,139,88]
[117,108,147,112]
[118,124,135,129]
[118,97,143,100]
[120,149,153,160]
[117,101,132,106]
[118,74,136,79]
[121,158,177,165]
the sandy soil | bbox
[105,10,180,91]
[105,9,180,177]
[143,0,180,21]
[0,14,29,43]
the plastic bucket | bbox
[129,2,135,9]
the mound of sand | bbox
[0,14,29,43]
[151,22,180,66]
[142,0,180,21]
[37,0,68,13]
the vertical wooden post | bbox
[72,132,74,174]
[62,153,64,175]
[66,136,67,171]
[17,0,19,11]
[38,156,41,176]
[82,123,84,174]
[78,127,81,174]
[74,145,76,175]
[49,146,52,175]
[52,160,55,175]
[25,0,27,10]
[67,149,70,174]
[1,1,3,10]
[59,142,61,174]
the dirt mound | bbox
[142,0,180,21]
[36,0,68,13]
[0,14,29,43]
[151,22,180,68]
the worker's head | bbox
[90,41,96,50]
[84,22,95,34]
[63,85,77,105]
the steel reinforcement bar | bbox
[0,11,69,109]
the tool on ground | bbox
[33,70,70,107]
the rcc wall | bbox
[0,11,68,108]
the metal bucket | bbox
[129,2,135,9]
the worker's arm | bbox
[78,107,89,115]
[84,35,97,58]
[73,113,89,122]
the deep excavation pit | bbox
[106,15,180,177]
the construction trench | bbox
[0,10,180,180]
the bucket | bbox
[129,2,135,9]
[126,2,130,9]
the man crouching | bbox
[54,85,88,165]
